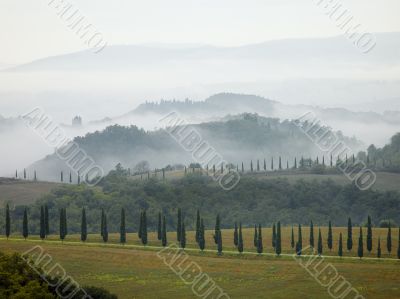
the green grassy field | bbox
[1,233,399,299]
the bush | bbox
[379,219,397,228]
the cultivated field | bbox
[0,234,399,299]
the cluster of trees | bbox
[2,173,399,236]
[0,251,118,298]
[5,203,400,259]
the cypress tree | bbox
[120,208,126,244]
[23,169,26,179]
[5,204,10,239]
[22,208,28,240]
[44,205,49,237]
[367,215,373,253]
[322,156,325,166]
[272,223,276,248]
[263,159,266,171]
[327,221,333,251]
[397,228,400,259]
[279,157,282,170]
[220,163,223,173]
[64,208,67,237]
[81,208,87,242]
[34,170,37,181]
[275,221,281,256]
[180,221,186,249]
[162,215,167,247]
[317,228,323,256]
[309,220,314,249]
[241,162,244,173]
[294,157,297,169]
[233,222,238,247]
[357,227,363,259]
[214,214,220,244]
[61,171,63,182]
[377,237,381,258]
[297,224,303,255]
[271,157,274,170]
[347,217,353,251]
[141,210,148,245]
[157,211,162,241]
[101,209,105,237]
[338,233,343,258]
[387,223,392,254]
[250,160,253,172]
[286,161,289,169]
[40,206,45,240]
[290,226,295,249]
[199,218,205,251]
[138,211,143,239]
[69,172,72,183]
[253,224,258,247]
[177,208,182,242]
[15,169,17,178]
[102,213,108,243]
[195,210,200,243]
[257,224,263,254]
[59,208,65,242]
[257,160,260,171]
[238,223,243,253]
[213,165,215,175]
[217,230,222,255]
[330,154,333,167]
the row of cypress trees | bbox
[4,205,400,258]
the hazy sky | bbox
[2,0,400,64]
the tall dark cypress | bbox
[59,208,65,242]
[64,208,68,237]
[138,211,143,239]
[44,205,49,237]
[157,211,162,241]
[387,223,392,254]
[309,220,314,249]
[61,171,63,182]
[120,208,126,244]
[367,215,373,253]
[338,232,343,258]
[81,208,87,242]
[257,160,260,172]
[214,214,220,244]
[102,213,108,243]
[234,222,238,247]
[69,172,72,183]
[377,237,381,258]
[271,157,274,170]
[177,208,182,242]
[272,223,276,248]
[22,208,28,240]
[195,210,200,243]
[357,227,363,259]
[180,221,186,249]
[317,228,323,256]
[279,157,282,170]
[297,224,303,255]
[253,224,258,247]
[238,223,243,253]
[397,228,400,259]
[257,224,263,254]
[241,162,244,173]
[263,159,266,171]
[5,204,10,239]
[101,209,105,237]
[141,210,148,245]
[327,221,333,251]
[162,215,167,247]
[40,206,45,240]
[291,226,295,249]
[199,218,205,251]
[347,217,353,251]
[217,230,222,255]
[275,221,281,256]
[294,157,297,169]
[250,160,253,172]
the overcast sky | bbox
[2,0,400,64]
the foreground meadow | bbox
[1,227,399,299]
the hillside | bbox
[27,113,361,181]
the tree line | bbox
[5,204,400,259]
